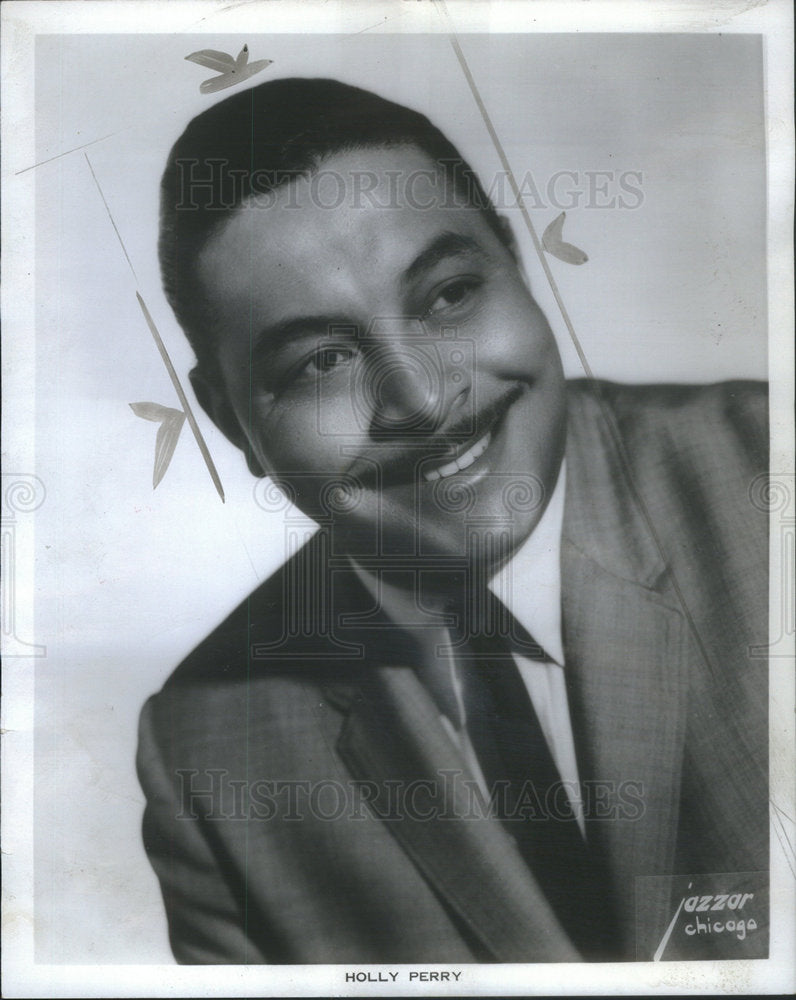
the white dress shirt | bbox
[350,461,585,834]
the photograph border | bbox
[2,1,794,996]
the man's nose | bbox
[362,322,450,438]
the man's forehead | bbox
[256,143,460,211]
[196,146,498,305]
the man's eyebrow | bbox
[401,232,488,287]
[250,233,486,359]
[251,314,354,361]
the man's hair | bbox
[159,77,509,378]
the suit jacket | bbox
[137,379,769,964]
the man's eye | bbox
[424,278,481,317]
[303,346,354,376]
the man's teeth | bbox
[423,431,492,482]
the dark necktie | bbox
[452,589,620,959]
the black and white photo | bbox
[2,2,793,996]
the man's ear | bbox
[189,366,267,478]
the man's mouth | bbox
[421,429,492,481]
[364,382,523,489]
[341,383,524,491]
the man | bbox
[137,77,769,964]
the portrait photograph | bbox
[2,1,794,996]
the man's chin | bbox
[418,509,539,572]
[333,498,540,576]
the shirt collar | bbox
[349,460,566,667]
[487,460,566,665]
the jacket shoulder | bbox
[563,378,768,632]
[566,378,768,470]
[566,376,768,421]
[164,570,286,687]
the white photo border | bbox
[2,1,793,996]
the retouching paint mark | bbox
[84,152,225,502]
[135,293,226,503]
[15,130,125,176]
[129,403,187,489]
[542,212,589,265]
[771,798,796,879]
[185,44,273,94]
[84,153,139,286]
[653,888,687,962]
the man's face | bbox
[197,145,566,578]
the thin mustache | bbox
[343,382,525,488]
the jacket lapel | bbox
[247,552,576,961]
[561,387,690,952]
[334,662,581,962]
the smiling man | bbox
[192,140,566,572]
[137,78,769,964]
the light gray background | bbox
[32,32,766,962]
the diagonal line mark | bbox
[84,153,224,502]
